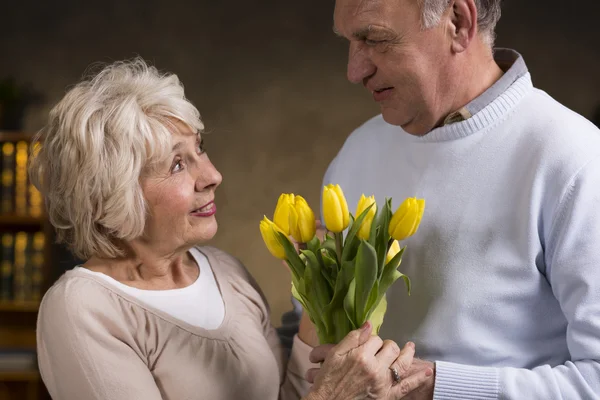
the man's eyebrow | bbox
[352,26,373,39]
[334,25,389,40]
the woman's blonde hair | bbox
[29,57,204,259]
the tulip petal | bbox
[295,196,316,242]
[332,184,350,228]
[323,185,344,233]
[259,216,287,259]
[273,193,294,235]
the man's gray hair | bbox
[419,0,502,46]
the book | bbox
[14,141,28,216]
[0,349,37,371]
[1,233,14,301]
[30,232,45,302]
[1,142,15,214]
[12,232,29,302]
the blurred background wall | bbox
[1,0,599,324]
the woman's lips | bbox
[190,201,217,217]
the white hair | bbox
[29,57,204,259]
[419,0,502,47]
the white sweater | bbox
[323,72,600,399]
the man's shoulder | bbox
[524,88,600,138]
[510,88,600,187]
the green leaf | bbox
[322,236,338,265]
[332,307,353,343]
[367,295,387,334]
[291,279,307,309]
[341,204,374,262]
[328,260,355,308]
[276,232,305,281]
[354,240,378,323]
[320,248,338,283]
[324,260,356,342]
[302,262,328,336]
[302,249,333,335]
[374,199,393,279]
[343,278,357,328]
[379,246,406,295]
[286,260,301,293]
[365,280,380,318]
[302,250,333,306]
[307,235,321,255]
[368,204,380,248]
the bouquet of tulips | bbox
[260,184,425,344]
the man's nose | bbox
[347,42,376,84]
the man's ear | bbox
[449,0,477,53]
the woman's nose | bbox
[195,157,222,192]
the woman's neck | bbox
[83,245,199,290]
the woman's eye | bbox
[172,159,184,173]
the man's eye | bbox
[365,39,383,46]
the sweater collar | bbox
[414,49,533,142]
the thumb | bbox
[315,219,327,241]
[333,321,372,355]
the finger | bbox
[315,220,327,241]
[389,342,415,378]
[374,340,401,366]
[305,367,321,384]
[309,344,335,364]
[390,363,434,398]
[334,321,373,355]
[358,335,384,357]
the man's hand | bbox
[395,358,435,400]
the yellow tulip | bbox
[260,216,287,259]
[322,184,350,233]
[355,194,376,240]
[386,240,401,264]
[273,193,295,235]
[388,198,425,241]
[289,196,316,243]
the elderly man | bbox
[298,0,600,399]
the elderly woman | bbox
[29,59,430,400]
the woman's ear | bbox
[449,0,477,53]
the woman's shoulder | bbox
[196,246,271,313]
[195,246,254,283]
[39,269,135,326]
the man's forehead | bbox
[336,0,382,16]
[334,0,387,31]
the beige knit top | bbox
[37,246,315,400]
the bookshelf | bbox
[0,131,50,400]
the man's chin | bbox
[381,109,411,128]
[381,111,427,136]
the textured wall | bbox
[2,0,598,324]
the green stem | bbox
[335,233,343,264]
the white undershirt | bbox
[76,248,225,329]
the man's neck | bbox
[443,46,504,125]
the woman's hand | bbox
[305,322,433,400]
